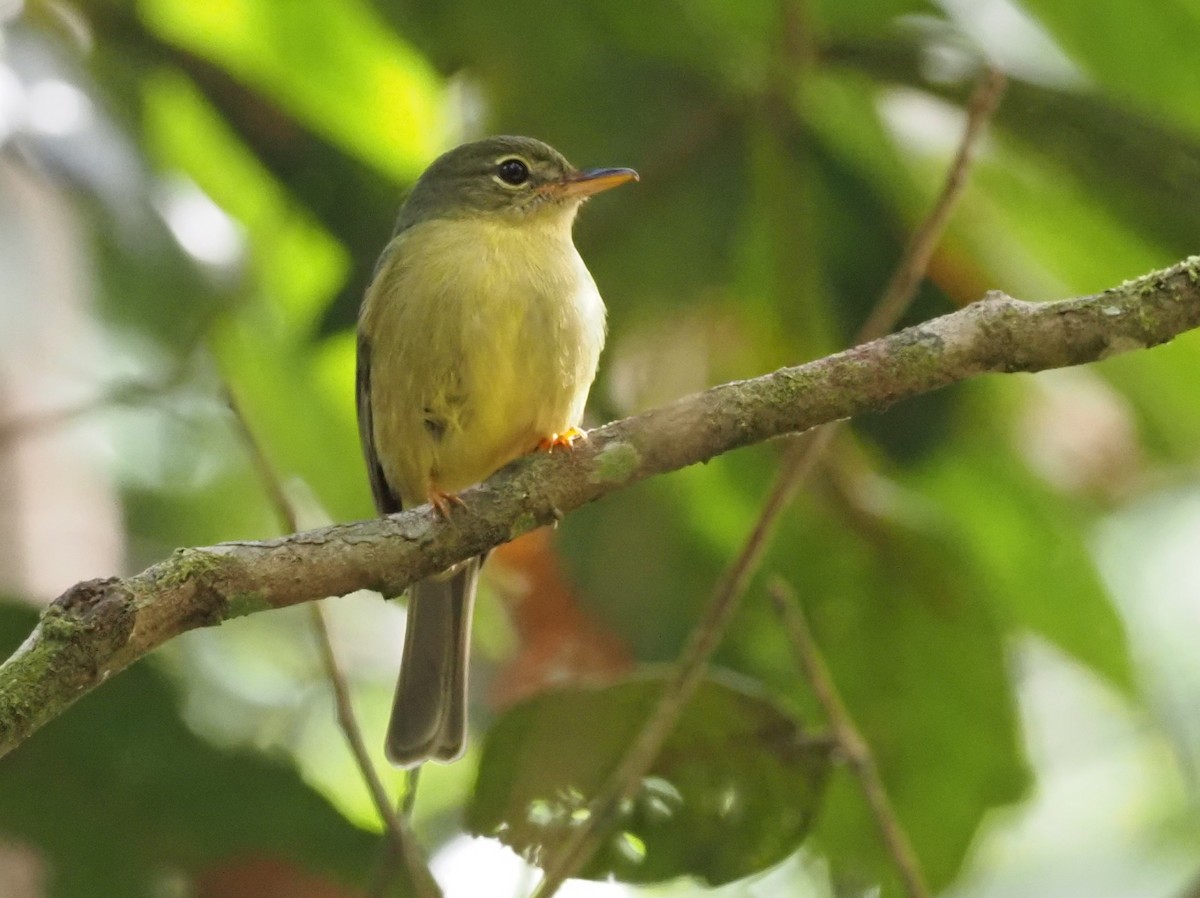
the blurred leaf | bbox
[837,37,1200,274]
[79,2,419,336]
[908,379,1134,691]
[8,1,1200,895]
[137,48,374,521]
[980,89,1198,285]
[1097,330,1200,463]
[87,201,237,349]
[142,69,348,338]
[214,321,370,523]
[139,0,445,179]
[559,474,728,662]
[1018,0,1200,137]
[467,671,832,886]
[742,470,1030,891]
[812,0,936,35]
[0,602,378,898]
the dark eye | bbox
[497,158,530,186]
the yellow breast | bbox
[361,214,607,505]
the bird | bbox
[356,135,637,767]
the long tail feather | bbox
[385,558,480,767]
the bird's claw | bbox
[429,489,468,519]
[537,427,587,453]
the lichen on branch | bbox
[1,256,1199,759]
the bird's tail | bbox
[385,558,480,767]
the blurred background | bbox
[3,0,1200,896]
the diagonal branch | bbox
[2,257,1200,758]
[769,579,930,898]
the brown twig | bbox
[222,386,301,533]
[221,383,442,898]
[530,67,1006,898]
[768,580,929,898]
[368,768,425,898]
[859,67,1007,342]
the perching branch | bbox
[2,257,1200,758]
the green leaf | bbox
[1019,0,1200,137]
[845,39,1200,276]
[558,473,731,662]
[908,380,1134,691]
[742,476,1030,891]
[467,672,833,886]
[139,0,445,180]
[0,602,378,898]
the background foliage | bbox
[2,0,1200,896]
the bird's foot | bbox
[428,489,467,519]
[537,427,587,453]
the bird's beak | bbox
[554,167,639,199]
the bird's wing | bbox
[356,328,403,515]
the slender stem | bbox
[858,68,1007,343]
[222,385,300,533]
[369,768,426,898]
[803,67,1007,470]
[768,580,929,898]
[221,381,442,898]
[398,766,422,821]
[530,67,1005,898]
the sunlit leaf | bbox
[139,0,446,179]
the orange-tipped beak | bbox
[556,166,639,199]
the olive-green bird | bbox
[357,136,637,767]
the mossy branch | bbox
[3,257,1200,758]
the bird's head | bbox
[398,135,638,229]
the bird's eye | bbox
[496,158,530,186]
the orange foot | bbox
[537,427,587,453]
[428,489,467,519]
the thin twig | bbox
[859,67,1007,342]
[222,386,300,533]
[530,67,1006,898]
[401,767,421,818]
[369,768,426,898]
[768,579,930,898]
[221,381,442,898]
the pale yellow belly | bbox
[363,217,606,507]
